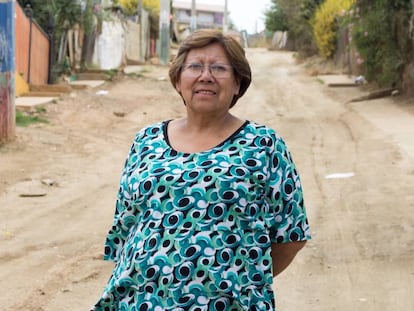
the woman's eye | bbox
[188,63,203,70]
[211,65,227,72]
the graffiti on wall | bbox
[0,0,13,111]
[0,0,15,141]
[0,1,14,73]
[0,29,7,72]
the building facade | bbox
[172,0,224,40]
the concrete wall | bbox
[125,20,141,63]
[91,13,151,69]
[92,18,125,70]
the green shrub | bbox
[265,0,323,58]
[350,1,412,87]
[16,110,49,127]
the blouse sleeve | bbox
[267,134,311,244]
[103,136,140,262]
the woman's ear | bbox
[175,79,181,93]
[234,79,241,95]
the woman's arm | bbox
[271,241,307,277]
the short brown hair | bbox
[169,29,252,108]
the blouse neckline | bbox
[162,119,250,155]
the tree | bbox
[18,0,83,35]
[351,0,413,88]
[17,0,93,79]
[312,0,355,58]
[118,0,159,14]
[264,1,289,32]
[264,0,323,56]
[118,0,161,40]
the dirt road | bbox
[1,49,413,310]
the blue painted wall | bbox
[0,0,15,73]
[0,0,16,142]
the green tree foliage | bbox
[350,0,413,87]
[17,0,97,79]
[265,0,323,57]
[118,0,160,15]
[264,0,414,92]
[301,0,324,20]
[118,0,160,40]
[18,0,83,34]
[264,2,289,32]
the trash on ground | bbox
[96,90,109,96]
[325,172,355,179]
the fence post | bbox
[0,0,16,143]
[47,12,55,84]
[24,4,33,84]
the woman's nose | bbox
[198,66,214,81]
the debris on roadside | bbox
[354,75,366,84]
[11,178,58,198]
[113,111,126,117]
[96,90,109,96]
[346,88,400,103]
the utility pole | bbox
[137,0,142,23]
[24,4,33,84]
[159,0,170,65]
[0,0,16,143]
[190,0,196,32]
[137,0,144,62]
[223,0,228,33]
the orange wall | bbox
[15,3,50,86]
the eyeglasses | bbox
[181,63,233,79]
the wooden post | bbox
[0,0,16,143]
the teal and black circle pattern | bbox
[92,121,311,311]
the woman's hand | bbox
[271,241,307,277]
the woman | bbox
[92,29,311,311]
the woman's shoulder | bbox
[243,121,291,154]
[244,121,282,140]
[133,120,170,139]
[140,120,169,131]
[126,121,170,151]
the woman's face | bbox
[175,43,240,114]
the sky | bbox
[179,0,272,34]
[226,0,271,33]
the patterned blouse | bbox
[92,120,311,311]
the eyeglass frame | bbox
[181,63,234,79]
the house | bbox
[172,0,225,41]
